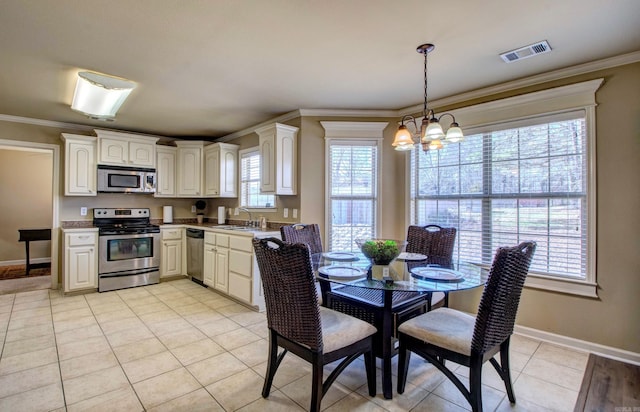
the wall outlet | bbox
[80,207,87,216]
[293,209,298,219]
[283,208,289,218]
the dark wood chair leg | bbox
[262,331,279,398]
[500,339,516,403]
[397,343,410,394]
[310,360,323,412]
[469,356,483,412]
[364,349,376,396]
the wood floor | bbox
[574,353,640,411]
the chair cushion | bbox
[398,307,475,356]
[320,306,377,353]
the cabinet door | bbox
[129,141,155,167]
[66,140,97,196]
[203,243,216,287]
[214,247,229,293]
[99,138,128,165]
[204,146,220,196]
[67,246,96,291]
[276,132,296,195]
[219,148,237,197]
[156,149,176,197]
[177,147,202,196]
[161,240,182,277]
[259,133,276,193]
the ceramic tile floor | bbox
[0,279,589,411]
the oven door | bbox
[99,232,160,274]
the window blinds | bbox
[411,113,587,279]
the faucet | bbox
[239,207,254,227]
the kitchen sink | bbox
[211,225,256,231]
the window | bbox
[409,80,601,297]
[322,122,386,252]
[239,148,275,208]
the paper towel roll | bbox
[163,206,173,223]
[218,206,226,224]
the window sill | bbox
[524,273,598,298]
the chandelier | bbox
[392,43,464,151]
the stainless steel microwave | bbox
[97,165,156,193]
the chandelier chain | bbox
[423,49,429,118]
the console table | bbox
[18,228,51,276]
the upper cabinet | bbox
[95,130,158,169]
[176,141,204,197]
[204,143,238,197]
[155,146,177,197]
[175,141,238,198]
[61,134,97,196]
[256,123,298,195]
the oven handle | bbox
[99,267,159,278]
[99,232,160,240]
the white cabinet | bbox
[256,123,298,195]
[227,235,254,303]
[61,134,97,196]
[161,227,184,278]
[176,141,204,197]
[176,141,239,198]
[156,146,177,197]
[62,229,98,292]
[95,130,158,168]
[203,231,229,292]
[204,143,238,197]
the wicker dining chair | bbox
[397,241,536,412]
[252,237,377,412]
[280,223,324,255]
[406,224,457,309]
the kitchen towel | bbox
[163,206,173,223]
[218,206,226,224]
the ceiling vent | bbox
[500,40,551,63]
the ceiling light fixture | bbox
[392,43,463,152]
[71,71,136,120]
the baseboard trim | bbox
[0,258,51,267]
[515,325,640,366]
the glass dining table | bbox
[313,252,489,399]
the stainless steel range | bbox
[94,208,160,292]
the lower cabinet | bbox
[62,229,98,293]
[161,227,184,278]
[202,229,266,311]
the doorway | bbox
[0,140,59,294]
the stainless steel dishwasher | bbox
[186,228,205,285]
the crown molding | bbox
[216,110,303,142]
[399,50,640,116]
[0,114,94,132]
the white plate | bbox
[397,252,428,261]
[318,266,364,279]
[411,268,463,282]
[323,252,359,261]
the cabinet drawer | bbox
[204,232,216,245]
[229,235,252,252]
[229,272,251,302]
[229,250,252,277]
[216,234,230,248]
[162,229,182,240]
[67,232,96,247]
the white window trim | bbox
[238,147,276,212]
[405,79,603,297]
[322,121,387,247]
